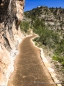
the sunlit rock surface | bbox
[0,0,24,85]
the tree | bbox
[20,21,29,32]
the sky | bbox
[24,0,64,11]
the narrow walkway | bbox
[8,36,56,86]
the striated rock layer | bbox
[0,0,24,86]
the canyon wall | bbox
[0,0,24,85]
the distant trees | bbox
[24,7,64,66]
[20,21,29,32]
[32,18,64,66]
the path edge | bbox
[31,35,62,86]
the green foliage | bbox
[24,7,43,20]
[20,21,29,33]
[32,19,59,47]
[24,7,64,66]
[52,55,59,61]
[61,61,64,66]
[32,18,64,66]
[52,55,64,66]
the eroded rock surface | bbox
[0,0,24,85]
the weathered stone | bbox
[0,0,24,85]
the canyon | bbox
[0,1,64,86]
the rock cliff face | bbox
[0,0,24,85]
[24,6,64,31]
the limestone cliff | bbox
[0,0,24,85]
[24,6,64,30]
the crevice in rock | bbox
[3,36,11,51]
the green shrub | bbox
[52,55,59,61]
[24,11,64,66]
[20,21,29,33]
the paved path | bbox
[8,36,57,86]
